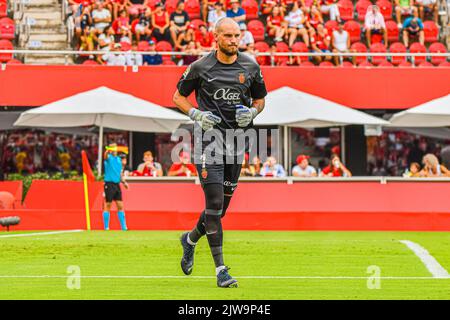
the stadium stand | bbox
[2,0,449,66]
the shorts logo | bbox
[238,73,245,84]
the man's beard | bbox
[218,44,238,57]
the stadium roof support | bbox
[388,94,450,127]
[13,86,190,175]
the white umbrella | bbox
[14,86,190,175]
[254,86,389,127]
[389,94,450,127]
[254,86,388,172]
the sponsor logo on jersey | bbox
[238,73,245,84]
[213,88,241,101]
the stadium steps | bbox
[17,0,73,64]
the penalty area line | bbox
[400,240,450,279]
[0,230,84,238]
[0,275,448,280]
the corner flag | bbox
[82,150,95,230]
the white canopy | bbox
[14,86,189,132]
[254,86,389,127]
[14,86,190,175]
[388,94,450,127]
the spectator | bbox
[196,24,215,50]
[267,6,286,42]
[364,5,388,47]
[177,22,196,50]
[168,151,198,176]
[75,5,93,39]
[251,155,263,176]
[310,24,331,63]
[95,26,116,64]
[238,23,254,51]
[116,10,133,40]
[125,42,143,65]
[394,0,418,28]
[80,26,95,53]
[284,1,309,48]
[416,0,438,24]
[243,42,258,61]
[308,5,324,30]
[208,1,226,31]
[135,11,152,42]
[332,21,352,65]
[226,0,247,27]
[292,154,317,177]
[120,154,131,176]
[137,150,163,176]
[402,16,424,47]
[320,154,352,177]
[151,2,171,42]
[240,153,257,176]
[403,162,421,177]
[202,0,220,24]
[169,1,191,49]
[182,40,201,65]
[126,0,147,19]
[111,0,127,20]
[320,0,340,23]
[143,40,163,65]
[419,154,450,177]
[92,1,112,34]
[102,43,127,65]
[440,145,450,169]
[260,156,286,177]
[261,0,280,17]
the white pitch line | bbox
[0,230,84,238]
[0,275,448,280]
[400,240,450,279]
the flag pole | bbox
[83,172,91,231]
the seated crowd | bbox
[64,0,448,67]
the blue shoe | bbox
[217,267,238,288]
[180,232,195,275]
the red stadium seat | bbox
[191,18,206,30]
[423,21,438,43]
[355,0,371,22]
[319,61,334,67]
[0,39,12,62]
[438,61,450,67]
[119,41,132,51]
[378,60,393,67]
[131,19,139,34]
[344,20,361,43]
[398,61,412,67]
[359,61,374,67]
[275,41,289,65]
[0,17,15,40]
[325,20,338,33]
[145,0,160,10]
[162,59,176,65]
[137,40,150,51]
[0,192,14,210]
[389,42,406,65]
[0,1,7,18]
[185,0,201,20]
[418,61,433,68]
[350,42,367,65]
[247,20,265,42]
[254,41,270,65]
[111,19,119,33]
[242,0,259,20]
[155,40,173,61]
[291,41,308,63]
[298,61,315,67]
[338,0,354,21]
[428,42,447,66]
[385,20,399,43]
[165,0,178,15]
[409,42,427,65]
[341,61,354,67]
[370,42,387,65]
[376,0,393,21]
[6,58,22,64]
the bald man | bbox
[173,18,267,288]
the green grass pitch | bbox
[0,231,449,299]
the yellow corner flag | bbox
[81,151,95,230]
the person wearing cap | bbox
[169,1,191,48]
[364,5,388,47]
[167,152,198,176]
[143,40,163,65]
[238,23,254,51]
[125,42,143,66]
[151,2,171,42]
[292,155,317,177]
[207,1,226,31]
[226,0,246,27]
[402,16,424,47]
[102,42,127,65]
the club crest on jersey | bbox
[201,168,208,179]
[238,73,245,84]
